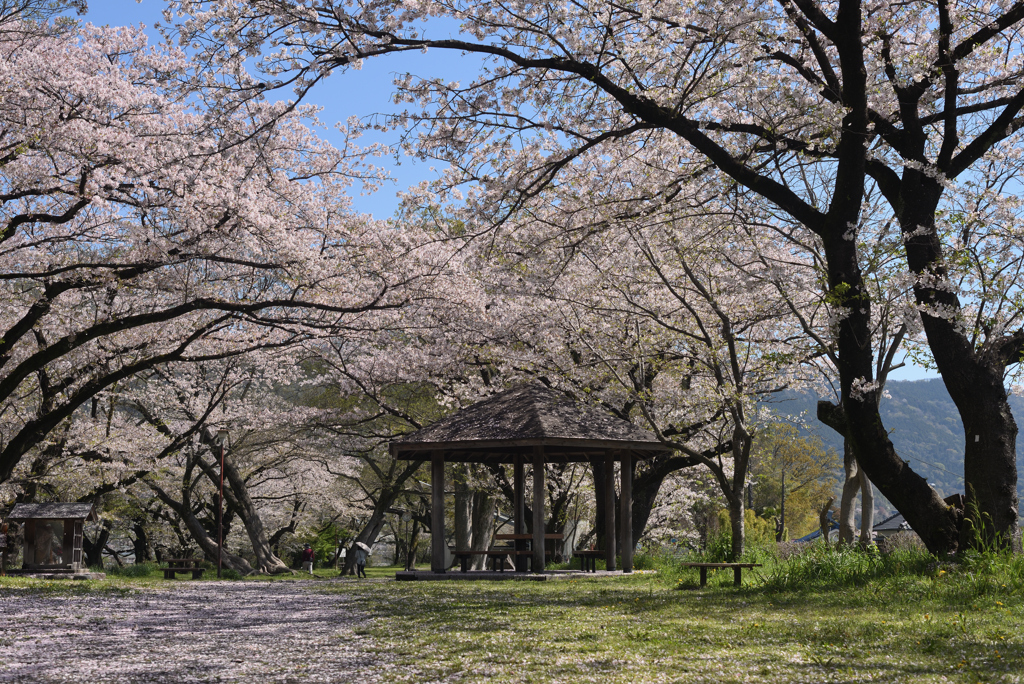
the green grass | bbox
[4,549,1021,682]
[325,550,1023,683]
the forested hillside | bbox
[769,379,1024,515]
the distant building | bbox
[872,511,913,539]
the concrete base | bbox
[395,569,633,581]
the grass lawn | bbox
[328,559,1022,684]
[2,549,1019,683]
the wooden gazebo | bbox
[390,385,671,574]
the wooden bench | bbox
[492,534,564,541]
[573,550,604,572]
[681,562,762,587]
[163,558,205,580]
[492,534,564,571]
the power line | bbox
[907,457,963,483]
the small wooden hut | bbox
[6,503,97,573]
[390,384,672,575]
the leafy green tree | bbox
[749,424,841,540]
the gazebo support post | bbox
[620,453,633,573]
[514,454,527,571]
[431,450,446,573]
[605,452,617,571]
[532,446,545,572]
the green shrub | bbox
[631,551,657,570]
[106,562,159,577]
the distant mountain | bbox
[764,379,1024,516]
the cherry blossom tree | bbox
[167,0,1024,552]
[463,189,821,557]
[0,12,416,488]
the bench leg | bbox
[699,567,707,586]
[734,566,742,586]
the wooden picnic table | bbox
[453,549,534,572]
[681,562,762,587]
[573,550,604,572]
[163,558,206,580]
[492,534,565,572]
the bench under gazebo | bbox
[390,384,671,577]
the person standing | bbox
[353,542,369,578]
[301,544,314,574]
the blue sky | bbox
[84,2,939,382]
[85,0,478,220]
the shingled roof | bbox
[390,384,671,463]
[7,503,97,521]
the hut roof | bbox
[873,512,912,533]
[7,503,97,522]
[391,384,671,463]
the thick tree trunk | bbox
[341,502,390,576]
[341,459,425,575]
[469,491,495,570]
[859,472,874,548]
[83,519,112,568]
[819,394,959,555]
[405,519,421,570]
[218,451,290,574]
[955,383,1019,548]
[145,479,254,575]
[728,420,752,560]
[898,173,1019,549]
[131,519,151,563]
[839,439,860,545]
[454,464,472,552]
[591,459,615,553]
[816,223,959,553]
[631,461,672,548]
[728,493,744,561]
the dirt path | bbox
[0,580,381,683]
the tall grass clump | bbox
[685,509,780,564]
[758,539,934,591]
[105,561,160,578]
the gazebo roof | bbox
[7,503,97,522]
[390,384,671,463]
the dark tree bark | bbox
[83,519,112,569]
[195,445,290,574]
[454,464,472,552]
[143,462,255,575]
[131,518,151,564]
[469,490,496,570]
[405,517,422,570]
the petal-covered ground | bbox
[0,580,381,683]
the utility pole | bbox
[217,427,230,578]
